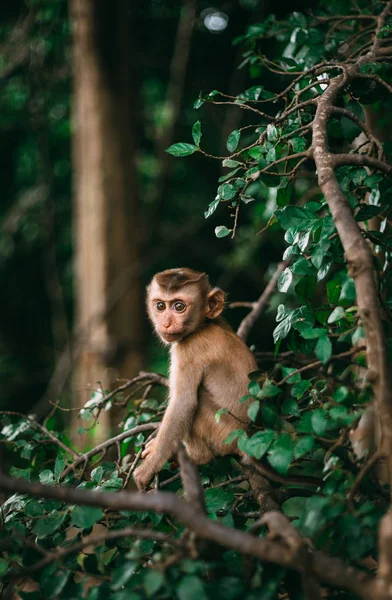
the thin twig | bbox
[237,261,288,341]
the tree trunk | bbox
[69,0,143,445]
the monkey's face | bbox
[147,280,204,344]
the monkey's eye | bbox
[173,301,186,312]
[155,301,166,311]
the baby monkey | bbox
[133,268,256,490]
[134,267,319,490]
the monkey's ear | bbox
[206,288,225,319]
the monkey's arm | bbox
[134,362,201,490]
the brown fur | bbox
[134,268,256,490]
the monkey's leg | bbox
[184,434,215,464]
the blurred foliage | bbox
[0,0,298,412]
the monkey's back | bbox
[173,322,257,461]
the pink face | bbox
[148,280,200,344]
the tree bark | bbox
[69,0,144,444]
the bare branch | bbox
[21,525,184,574]
[347,449,385,511]
[0,473,375,599]
[0,411,79,460]
[276,346,366,386]
[260,512,322,600]
[237,261,288,341]
[178,447,206,514]
[333,153,392,176]
[329,106,384,158]
[61,423,159,478]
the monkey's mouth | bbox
[161,332,182,342]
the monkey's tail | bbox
[243,456,322,488]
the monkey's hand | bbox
[134,460,155,491]
[141,438,157,459]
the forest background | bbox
[0,0,291,424]
[1,0,392,599]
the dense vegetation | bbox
[1,1,392,598]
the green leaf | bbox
[218,183,237,200]
[204,198,220,219]
[71,506,103,529]
[278,268,293,293]
[215,407,228,423]
[166,142,198,157]
[248,146,263,159]
[249,380,280,399]
[282,398,300,417]
[281,367,301,383]
[112,562,138,591]
[40,565,70,600]
[0,558,9,576]
[237,85,265,100]
[300,327,326,340]
[215,226,232,238]
[244,430,275,459]
[32,512,67,538]
[177,576,208,600]
[259,381,281,398]
[291,306,315,333]
[327,280,341,304]
[330,406,358,426]
[333,386,349,404]
[10,467,31,480]
[223,429,247,445]
[311,409,328,436]
[222,158,242,168]
[266,124,278,142]
[265,146,276,163]
[261,400,279,427]
[39,470,55,485]
[91,466,105,483]
[227,130,241,152]
[273,317,292,343]
[291,258,315,275]
[276,206,318,231]
[247,400,260,421]
[315,335,332,364]
[144,570,165,597]
[294,435,315,459]
[291,380,311,399]
[54,454,66,481]
[25,500,45,517]
[327,306,345,324]
[339,278,356,304]
[291,137,307,152]
[267,434,293,475]
[205,488,235,513]
[192,121,202,146]
[317,262,332,281]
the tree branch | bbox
[61,423,159,478]
[333,153,392,176]
[237,261,288,341]
[0,473,375,599]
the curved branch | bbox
[0,473,375,599]
[329,106,384,158]
[237,261,288,341]
[61,422,159,478]
[333,153,392,176]
[22,525,183,574]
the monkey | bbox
[134,268,320,491]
